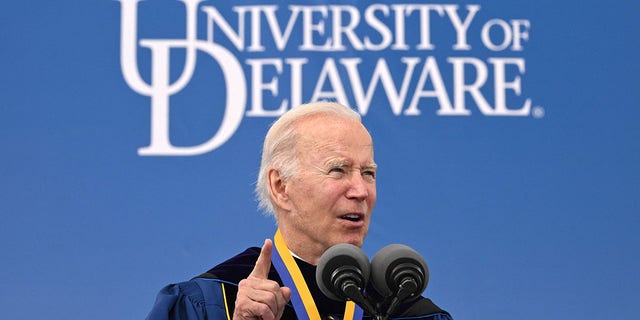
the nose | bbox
[346,172,370,201]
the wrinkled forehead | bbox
[294,114,375,161]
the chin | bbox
[330,231,367,248]
[342,236,366,247]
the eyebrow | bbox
[325,158,377,169]
[325,159,348,167]
[363,163,378,170]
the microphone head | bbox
[371,244,429,298]
[316,243,371,301]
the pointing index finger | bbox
[249,239,273,279]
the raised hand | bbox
[233,239,292,320]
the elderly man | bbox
[146,102,452,320]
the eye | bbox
[329,167,346,175]
[362,169,376,179]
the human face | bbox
[278,115,377,264]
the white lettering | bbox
[406,56,454,116]
[120,1,536,157]
[510,19,530,51]
[363,4,392,50]
[310,58,349,104]
[245,59,287,116]
[287,58,308,110]
[390,5,409,50]
[448,57,490,115]
[488,58,531,115]
[297,6,332,51]
[407,5,445,50]
[342,57,419,115]
[202,6,246,50]
[330,5,364,50]
[481,19,512,51]
[262,6,301,51]
[445,5,480,50]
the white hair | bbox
[255,101,362,215]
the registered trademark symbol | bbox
[532,105,545,119]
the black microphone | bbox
[316,244,377,316]
[370,244,429,319]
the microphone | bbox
[370,244,429,319]
[316,244,377,316]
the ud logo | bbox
[119,0,246,156]
[119,0,539,156]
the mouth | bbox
[340,213,364,223]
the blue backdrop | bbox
[1,1,638,319]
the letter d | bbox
[138,40,247,156]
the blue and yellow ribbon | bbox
[271,229,363,320]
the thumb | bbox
[249,239,273,279]
[281,286,292,302]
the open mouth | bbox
[340,214,363,222]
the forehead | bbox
[294,114,374,163]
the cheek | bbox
[323,182,349,200]
[368,186,377,206]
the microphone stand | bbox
[379,277,418,320]
[339,278,379,319]
[337,271,420,320]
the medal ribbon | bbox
[272,229,363,320]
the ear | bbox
[268,168,292,211]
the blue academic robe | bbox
[146,247,453,320]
